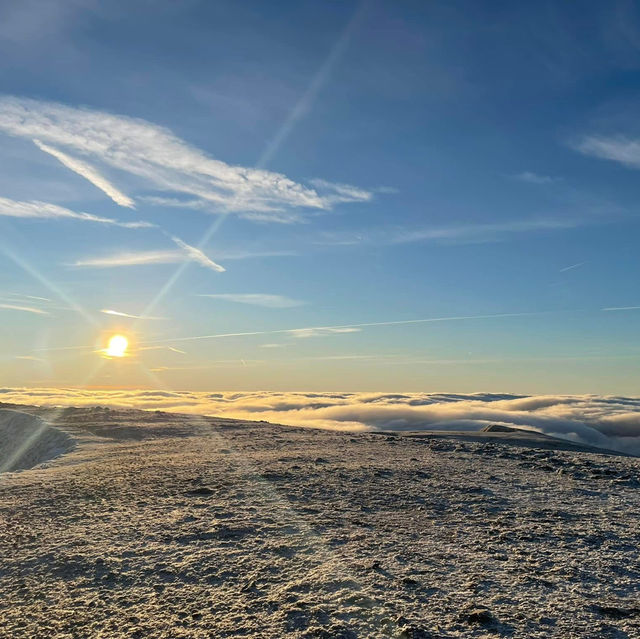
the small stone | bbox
[463,608,497,625]
[398,626,435,638]
[241,579,257,592]
[186,486,213,496]
[401,576,420,587]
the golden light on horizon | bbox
[105,334,129,358]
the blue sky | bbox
[0,0,639,394]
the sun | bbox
[105,334,129,358]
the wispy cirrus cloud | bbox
[72,245,292,271]
[73,250,182,268]
[0,293,66,316]
[7,294,51,302]
[74,236,225,273]
[100,309,165,320]
[0,303,49,315]
[390,219,582,243]
[34,139,135,208]
[289,327,361,338]
[0,196,150,228]
[559,261,586,272]
[574,135,640,168]
[308,179,374,205]
[512,171,559,184]
[0,96,373,221]
[142,190,375,222]
[317,217,586,247]
[198,293,304,308]
[602,305,640,312]
[170,236,225,272]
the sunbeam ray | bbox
[0,242,97,327]
[135,2,368,319]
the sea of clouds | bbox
[2,388,640,455]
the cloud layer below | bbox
[1,388,639,455]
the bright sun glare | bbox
[105,334,129,358]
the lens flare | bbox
[105,334,128,358]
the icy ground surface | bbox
[0,409,75,472]
[0,405,639,638]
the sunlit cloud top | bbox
[1,388,639,455]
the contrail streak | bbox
[559,261,586,273]
[33,311,545,352]
[142,311,544,345]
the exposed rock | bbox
[462,608,497,625]
[482,424,518,433]
[398,626,437,638]
[591,603,640,619]
[186,486,214,496]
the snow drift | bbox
[0,409,75,472]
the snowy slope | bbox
[0,409,75,472]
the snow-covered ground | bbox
[0,409,75,472]
[1,404,639,637]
